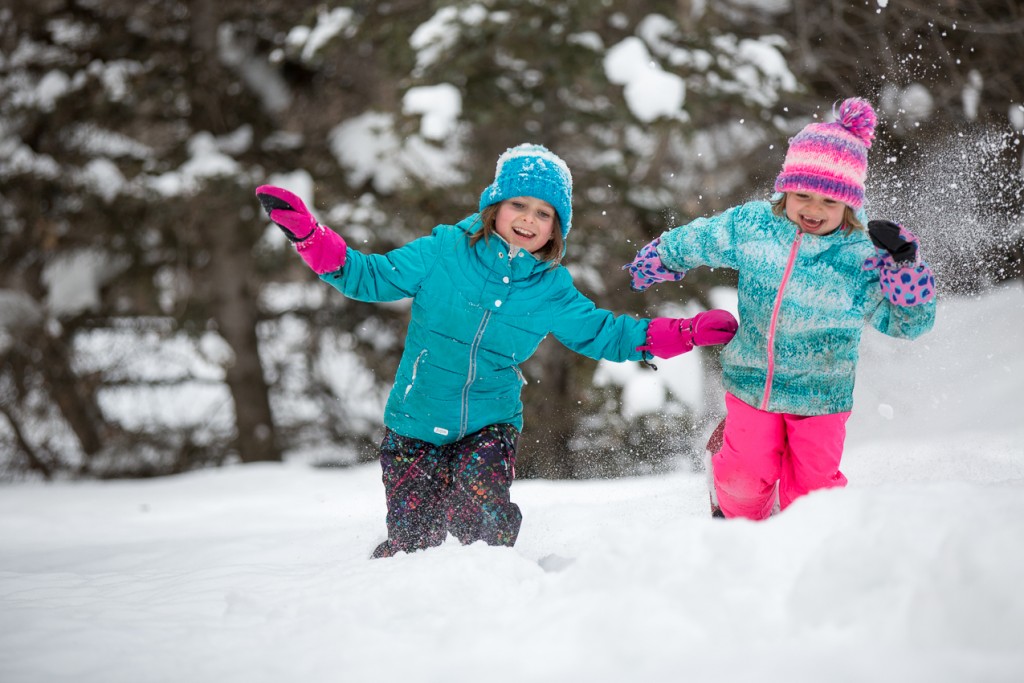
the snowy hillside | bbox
[1,284,1022,683]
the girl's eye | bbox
[795,193,810,200]
[537,211,552,220]
[823,198,838,205]
[510,201,525,209]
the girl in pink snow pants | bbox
[625,97,937,520]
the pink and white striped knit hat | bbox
[774,97,877,210]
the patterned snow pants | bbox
[371,423,522,558]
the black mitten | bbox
[867,220,917,266]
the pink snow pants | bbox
[712,392,850,520]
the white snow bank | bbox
[1,285,1022,682]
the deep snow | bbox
[1,284,1022,683]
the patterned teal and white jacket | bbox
[321,214,650,445]
[657,200,935,416]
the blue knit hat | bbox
[478,143,573,238]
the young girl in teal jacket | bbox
[626,98,936,520]
[257,144,737,556]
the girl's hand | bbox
[255,185,348,274]
[637,310,738,359]
[623,238,686,291]
[867,220,918,266]
[256,185,319,242]
[863,221,935,307]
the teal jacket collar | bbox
[454,213,555,281]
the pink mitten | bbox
[255,185,347,274]
[623,238,686,291]
[692,309,740,346]
[255,185,317,241]
[637,310,738,359]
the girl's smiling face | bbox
[494,197,557,253]
[785,191,847,235]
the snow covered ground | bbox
[1,283,1022,683]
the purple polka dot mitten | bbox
[863,220,935,307]
[623,238,686,292]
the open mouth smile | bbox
[512,226,536,239]
[800,215,825,230]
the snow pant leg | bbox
[712,393,786,520]
[778,410,850,510]
[446,424,522,547]
[378,428,450,553]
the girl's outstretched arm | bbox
[627,203,750,291]
[547,274,737,363]
[256,184,440,303]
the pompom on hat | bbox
[479,143,574,238]
[774,97,878,210]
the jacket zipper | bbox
[460,310,491,439]
[458,247,513,438]
[761,232,802,410]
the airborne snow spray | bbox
[867,125,1024,295]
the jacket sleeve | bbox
[656,203,748,272]
[547,272,649,362]
[318,229,444,302]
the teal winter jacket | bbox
[657,200,935,416]
[322,214,650,445]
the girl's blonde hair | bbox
[469,202,564,265]
[771,193,864,234]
